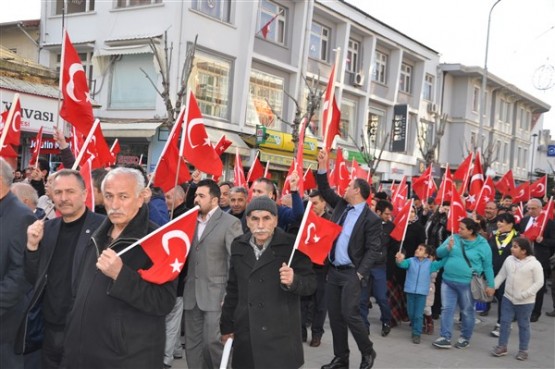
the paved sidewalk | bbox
[171,291,554,369]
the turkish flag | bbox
[522,198,552,242]
[153,109,191,192]
[79,158,95,212]
[351,159,370,182]
[391,199,412,242]
[233,148,247,188]
[29,126,44,166]
[467,151,484,211]
[453,152,473,194]
[260,10,281,38]
[246,155,265,183]
[281,159,302,196]
[391,176,407,216]
[110,139,121,164]
[182,92,223,177]
[60,30,94,136]
[0,143,18,158]
[495,169,515,197]
[412,166,435,201]
[333,148,350,196]
[213,135,232,157]
[513,204,524,224]
[435,166,454,205]
[322,64,341,152]
[447,183,467,232]
[303,168,317,191]
[513,181,530,204]
[137,206,199,284]
[530,175,547,198]
[89,124,114,168]
[474,176,495,216]
[0,97,22,146]
[296,206,342,265]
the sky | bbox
[1,0,554,131]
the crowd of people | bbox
[1,145,553,369]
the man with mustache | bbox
[61,167,177,368]
[20,169,105,367]
[220,196,316,368]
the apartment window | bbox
[340,99,356,140]
[309,22,329,62]
[116,0,162,8]
[346,39,360,74]
[56,0,95,14]
[56,51,94,89]
[372,51,387,84]
[519,108,530,130]
[247,69,284,128]
[423,74,434,101]
[399,62,412,93]
[193,0,231,23]
[470,132,477,148]
[472,86,480,112]
[257,0,286,45]
[504,142,509,164]
[188,49,232,120]
[110,54,157,109]
[418,120,433,151]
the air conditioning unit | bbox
[427,103,439,114]
[351,72,364,87]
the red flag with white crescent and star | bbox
[390,199,412,242]
[475,176,495,216]
[60,30,95,136]
[530,175,547,198]
[495,169,515,198]
[296,205,342,265]
[233,148,247,188]
[447,183,467,232]
[30,127,44,167]
[513,181,530,204]
[135,206,199,284]
[467,151,484,211]
[181,91,223,178]
[78,158,95,212]
[0,97,22,146]
[213,135,232,157]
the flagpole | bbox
[246,150,260,183]
[264,159,270,179]
[538,196,553,238]
[322,48,340,150]
[398,199,414,253]
[147,106,186,188]
[461,151,474,195]
[0,94,19,150]
[287,200,313,267]
[118,205,200,257]
[72,119,100,170]
[33,128,43,168]
[110,138,119,152]
[303,164,312,180]
[439,164,449,204]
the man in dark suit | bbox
[316,150,383,369]
[0,158,37,369]
[183,179,243,369]
[21,169,104,367]
[519,198,555,322]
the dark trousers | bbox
[533,245,552,316]
[42,324,65,369]
[302,267,328,338]
[327,267,373,358]
[360,266,392,329]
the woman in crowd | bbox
[433,218,495,350]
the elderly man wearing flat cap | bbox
[220,196,316,369]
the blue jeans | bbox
[439,280,475,341]
[406,293,427,336]
[498,296,534,351]
[360,266,391,329]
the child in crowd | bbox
[491,237,544,361]
[396,244,444,344]
[423,248,439,335]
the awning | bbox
[204,127,250,156]
[95,44,153,57]
[258,148,318,169]
[100,122,162,138]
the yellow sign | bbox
[260,128,318,157]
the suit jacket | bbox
[519,215,555,266]
[315,172,383,278]
[183,207,243,311]
[0,192,36,342]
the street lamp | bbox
[530,133,538,180]
[477,0,504,152]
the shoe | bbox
[454,337,470,349]
[516,351,528,361]
[490,323,500,337]
[359,349,376,369]
[321,356,349,369]
[479,310,489,316]
[530,313,540,322]
[310,336,321,347]
[412,335,421,344]
[491,345,507,357]
[546,310,555,317]
[474,317,482,324]
[432,337,452,349]
[381,323,391,337]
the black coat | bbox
[315,172,384,278]
[62,205,176,369]
[15,209,105,354]
[488,230,518,275]
[220,229,316,369]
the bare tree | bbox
[350,131,389,177]
[416,112,448,168]
[140,31,198,127]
